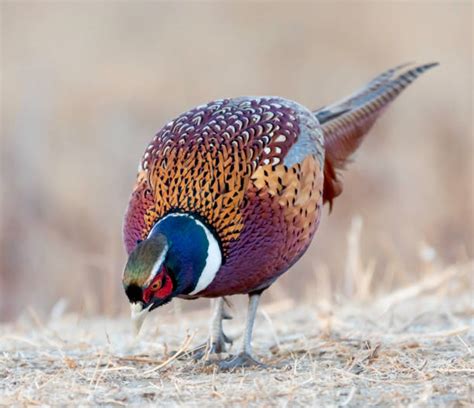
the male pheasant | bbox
[123,63,437,368]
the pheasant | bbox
[122,63,437,368]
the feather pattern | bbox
[124,97,324,295]
[315,62,438,208]
[124,63,437,296]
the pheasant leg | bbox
[193,297,232,360]
[219,293,267,369]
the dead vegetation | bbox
[1,260,472,406]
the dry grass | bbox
[1,261,472,407]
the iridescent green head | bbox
[123,234,174,332]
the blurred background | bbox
[1,2,472,321]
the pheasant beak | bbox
[130,302,152,334]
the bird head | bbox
[122,234,174,333]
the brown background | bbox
[1,2,472,321]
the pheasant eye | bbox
[151,279,162,291]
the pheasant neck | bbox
[148,212,222,295]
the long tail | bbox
[314,62,438,209]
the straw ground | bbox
[0,259,472,406]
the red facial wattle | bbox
[142,269,173,303]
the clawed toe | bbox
[218,352,268,370]
[168,343,206,360]
[189,343,208,361]
[191,336,233,361]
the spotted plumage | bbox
[122,63,438,368]
[125,98,321,258]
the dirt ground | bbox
[0,263,472,407]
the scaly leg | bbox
[219,292,267,369]
[209,297,233,353]
[193,297,232,360]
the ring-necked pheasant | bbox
[123,63,437,368]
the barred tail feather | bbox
[315,62,439,209]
